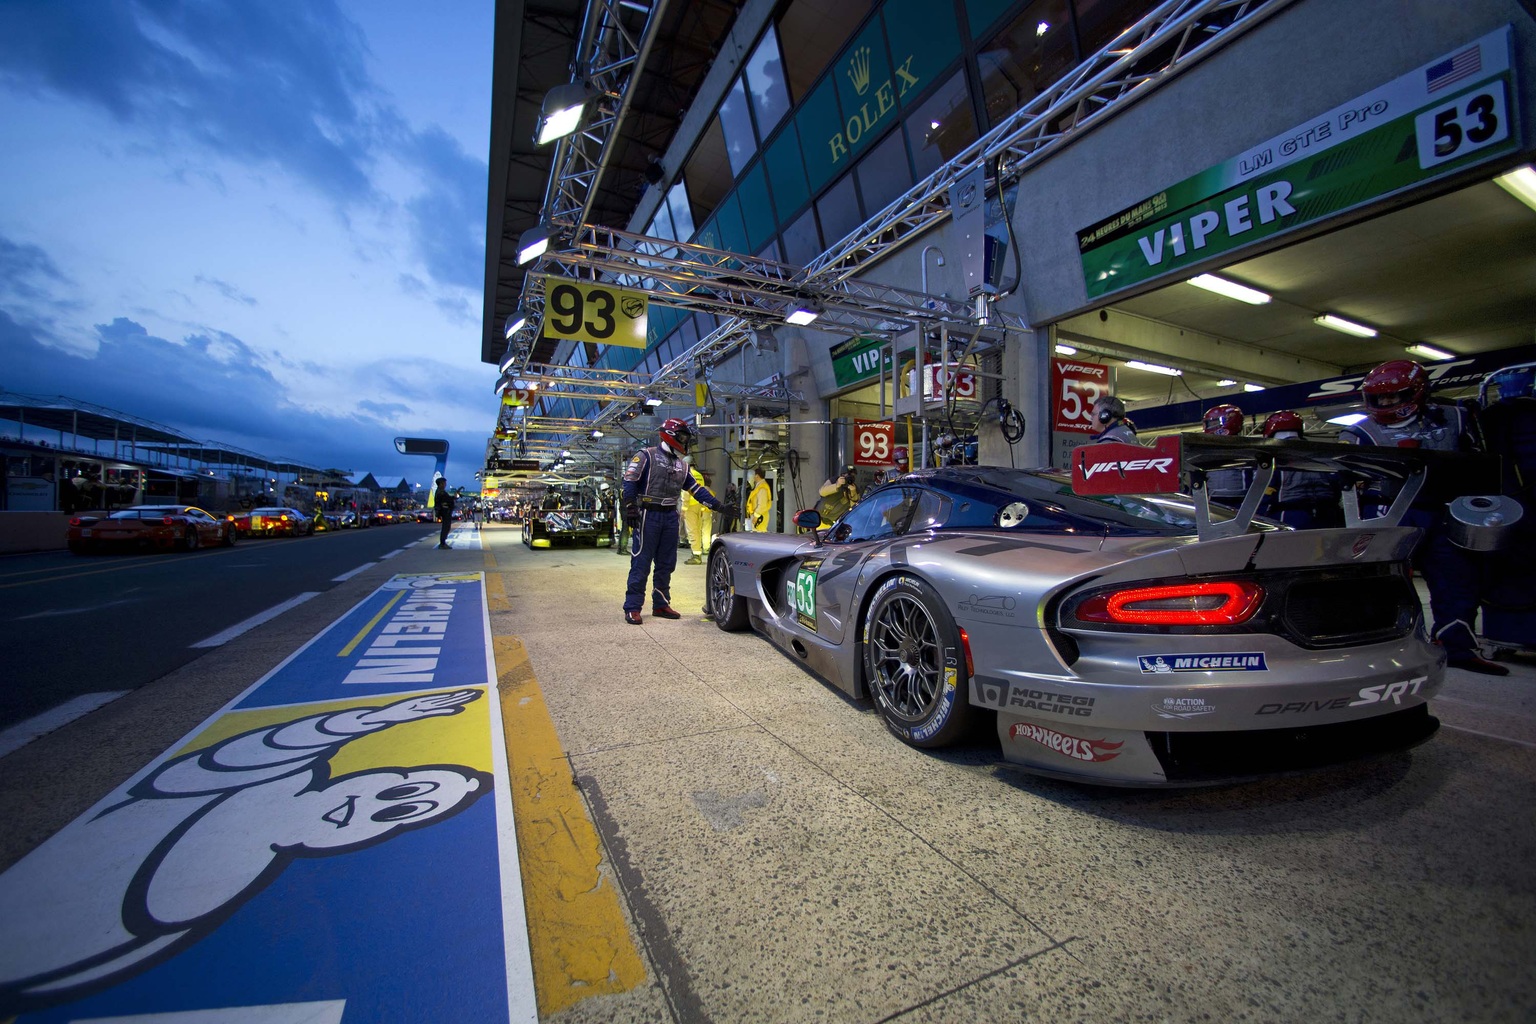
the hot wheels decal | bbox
[1008,723,1123,762]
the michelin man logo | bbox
[0,690,489,1014]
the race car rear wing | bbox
[1071,433,1500,540]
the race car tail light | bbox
[1074,581,1264,626]
[69,517,82,526]
[162,516,177,525]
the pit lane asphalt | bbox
[0,523,441,729]
[1,521,1532,1023]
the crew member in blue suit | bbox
[622,418,731,625]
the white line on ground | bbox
[380,549,404,560]
[0,691,130,759]
[332,563,376,582]
[190,592,319,649]
[1441,723,1536,750]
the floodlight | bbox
[536,81,594,145]
[517,223,553,265]
[785,297,824,326]
[504,309,529,339]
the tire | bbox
[183,528,200,551]
[223,526,237,547]
[862,574,970,748]
[707,545,750,630]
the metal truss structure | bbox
[493,0,1292,472]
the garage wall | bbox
[1013,0,1536,325]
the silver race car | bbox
[706,435,1499,786]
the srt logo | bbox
[1350,676,1428,706]
[1080,457,1174,479]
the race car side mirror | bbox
[793,508,823,542]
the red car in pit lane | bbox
[247,507,314,537]
[68,504,236,554]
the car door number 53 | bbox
[1416,80,1509,171]
[794,568,817,629]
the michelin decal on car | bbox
[1139,653,1268,673]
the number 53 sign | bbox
[542,278,649,348]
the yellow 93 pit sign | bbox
[541,278,649,348]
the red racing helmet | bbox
[658,417,695,454]
[1262,410,1305,438]
[1362,359,1429,425]
[1202,404,1245,436]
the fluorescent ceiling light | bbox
[1187,274,1271,304]
[1125,360,1182,376]
[1314,313,1378,338]
[1328,413,1369,426]
[1054,343,1077,355]
[1407,343,1456,361]
[1243,383,1266,392]
[536,82,592,145]
[1217,379,1237,387]
[1495,165,1536,212]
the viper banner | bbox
[1078,26,1517,299]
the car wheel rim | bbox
[708,552,732,615]
[869,594,942,722]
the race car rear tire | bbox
[707,546,749,631]
[863,574,971,749]
[223,526,237,547]
[182,528,200,551]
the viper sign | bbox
[542,278,649,348]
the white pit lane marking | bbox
[189,592,319,649]
[1440,723,1536,750]
[0,691,130,758]
[331,562,376,582]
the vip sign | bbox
[1052,360,1110,434]
[852,420,895,467]
[541,278,649,348]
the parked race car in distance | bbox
[69,504,235,553]
[523,483,613,548]
[224,510,252,537]
[248,507,313,537]
[704,437,1491,787]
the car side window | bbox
[827,488,917,544]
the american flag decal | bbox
[1426,45,1482,93]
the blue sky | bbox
[0,0,495,490]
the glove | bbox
[623,501,640,530]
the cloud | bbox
[194,274,257,306]
[1,310,490,483]
[0,1,488,295]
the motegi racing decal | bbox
[1006,686,1094,718]
[1139,653,1268,673]
[1009,723,1123,763]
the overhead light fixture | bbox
[1314,313,1378,338]
[1407,343,1456,361]
[1125,359,1182,376]
[517,223,554,265]
[1036,21,1050,36]
[785,297,824,326]
[1328,413,1369,426]
[494,372,515,394]
[498,346,519,374]
[644,396,663,407]
[503,309,529,339]
[1187,273,1271,304]
[1217,379,1237,387]
[535,81,593,145]
[1054,343,1077,355]
[590,430,604,439]
[1243,383,1266,392]
[1495,165,1536,212]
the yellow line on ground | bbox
[486,572,509,613]
[483,548,497,570]
[494,634,646,1015]
[336,589,406,657]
